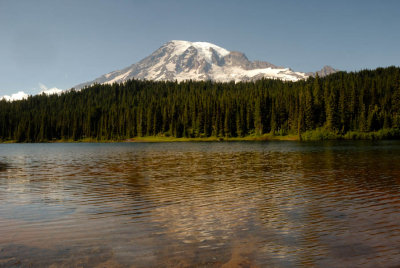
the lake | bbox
[1,141,400,267]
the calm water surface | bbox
[1,141,400,267]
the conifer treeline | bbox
[1,67,400,142]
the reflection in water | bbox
[0,162,7,172]
[1,141,400,267]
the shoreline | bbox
[1,129,400,143]
[0,134,299,143]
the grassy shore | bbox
[300,128,400,141]
[126,134,299,143]
[1,129,399,143]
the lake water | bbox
[1,141,400,267]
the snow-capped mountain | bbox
[75,40,336,89]
[1,41,338,101]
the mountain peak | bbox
[166,40,230,64]
[307,65,339,77]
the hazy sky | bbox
[1,0,399,96]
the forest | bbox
[0,66,400,142]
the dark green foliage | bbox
[1,67,400,142]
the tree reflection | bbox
[0,161,7,172]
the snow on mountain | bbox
[168,41,230,63]
[38,83,63,95]
[39,88,63,95]
[1,84,63,102]
[0,91,29,101]
[75,40,332,89]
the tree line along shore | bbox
[1,66,400,143]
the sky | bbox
[0,0,399,96]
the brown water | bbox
[1,141,400,267]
